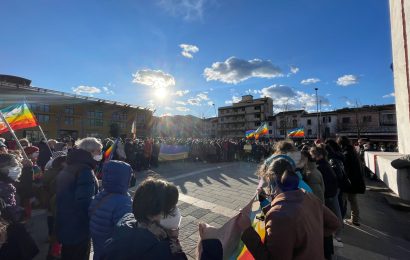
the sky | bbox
[0,0,394,118]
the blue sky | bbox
[0,0,394,117]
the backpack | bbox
[329,158,351,192]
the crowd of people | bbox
[0,134,367,259]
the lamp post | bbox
[315,88,319,139]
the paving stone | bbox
[190,208,211,218]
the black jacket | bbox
[316,159,338,198]
[342,145,366,194]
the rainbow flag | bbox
[0,103,38,134]
[288,127,304,138]
[245,130,255,139]
[254,122,268,139]
[103,138,119,161]
[159,144,189,161]
[230,198,266,260]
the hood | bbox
[102,160,132,194]
[67,148,97,169]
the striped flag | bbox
[103,138,119,162]
[254,122,268,139]
[0,103,38,134]
[287,127,304,138]
[245,130,255,139]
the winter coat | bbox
[89,161,132,260]
[56,148,98,245]
[304,162,325,203]
[0,175,24,223]
[342,145,366,194]
[42,166,61,216]
[37,141,52,171]
[241,190,340,260]
[316,159,338,198]
[16,166,33,201]
[102,213,187,260]
[0,222,39,260]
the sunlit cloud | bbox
[132,69,175,89]
[336,74,359,86]
[382,92,395,98]
[176,106,190,112]
[301,78,320,85]
[179,44,199,58]
[72,85,101,95]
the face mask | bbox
[93,154,103,161]
[8,166,22,181]
[160,207,181,230]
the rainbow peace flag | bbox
[0,103,38,134]
[103,138,119,161]
[288,127,304,138]
[254,122,268,139]
[245,130,255,139]
[230,198,266,260]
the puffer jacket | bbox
[89,161,132,260]
[56,148,98,245]
[102,213,187,260]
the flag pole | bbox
[0,110,29,160]
[38,125,53,155]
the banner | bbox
[158,144,189,161]
[254,122,268,139]
[245,130,255,139]
[0,103,38,134]
[287,127,304,138]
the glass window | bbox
[328,117,332,122]
[269,122,272,126]
[65,106,74,115]
[363,116,372,123]
[64,117,74,125]
[280,130,285,135]
[241,108,245,111]
[255,122,261,127]
[37,114,50,123]
[254,113,261,118]
[308,129,312,136]
[269,130,272,134]
[342,117,350,123]
[307,119,311,125]
[292,119,297,127]
[254,106,261,110]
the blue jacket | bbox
[56,148,97,245]
[102,213,187,260]
[89,161,132,260]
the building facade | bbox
[218,95,273,138]
[301,112,338,140]
[0,75,153,142]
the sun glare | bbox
[154,87,168,101]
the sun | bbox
[154,87,168,101]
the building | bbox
[202,117,218,138]
[218,95,273,138]
[301,111,338,140]
[269,110,306,139]
[335,104,397,142]
[0,75,153,141]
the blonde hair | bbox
[273,140,296,155]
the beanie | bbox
[24,146,39,155]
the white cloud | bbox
[260,84,330,111]
[336,74,359,86]
[187,98,201,106]
[207,101,214,106]
[245,89,261,95]
[165,106,173,110]
[197,93,209,100]
[176,106,190,112]
[173,90,190,96]
[300,78,320,85]
[204,56,282,84]
[132,69,175,88]
[224,95,241,105]
[179,44,199,58]
[175,100,187,105]
[102,86,114,95]
[382,92,395,98]
[290,66,299,74]
[157,0,209,20]
[72,85,101,95]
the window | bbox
[328,117,332,123]
[269,130,272,134]
[280,130,285,135]
[241,107,245,111]
[269,122,272,126]
[25,130,43,142]
[254,105,261,110]
[255,122,261,127]
[220,110,224,114]
[64,117,74,125]
[234,108,238,113]
[221,117,224,122]
[254,113,261,119]
[29,103,49,113]
[387,114,394,120]
[37,114,50,123]
[342,117,350,123]
[88,111,104,127]
[65,106,74,115]
[307,119,312,125]
[308,129,312,136]
[363,116,372,123]
[280,120,286,127]
[292,119,297,127]
[323,117,326,123]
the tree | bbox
[109,123,120,138]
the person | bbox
[38,139,53,172]
[301,150,325,203]
[56,137,102,260]
[103,177,187,259]
[237,158,340,260]
[337,136,366,226]
[43,154,67,259]
[89,161,133,260]
[0,141,8,154]
[0,153,39,259]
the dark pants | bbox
[61,240,89,260]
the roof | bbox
[0,75,146,110]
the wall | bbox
[390,0,410,154]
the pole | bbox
[38,125,53,155]
[0,111,29,160]
[315,88,319,140]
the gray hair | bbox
[75,137,103,153]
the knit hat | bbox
[24,146,39,155]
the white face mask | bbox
[93,154,103,161]
[8,166,22,181]
[160,207,181,230]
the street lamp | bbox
[315,88,319,139]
